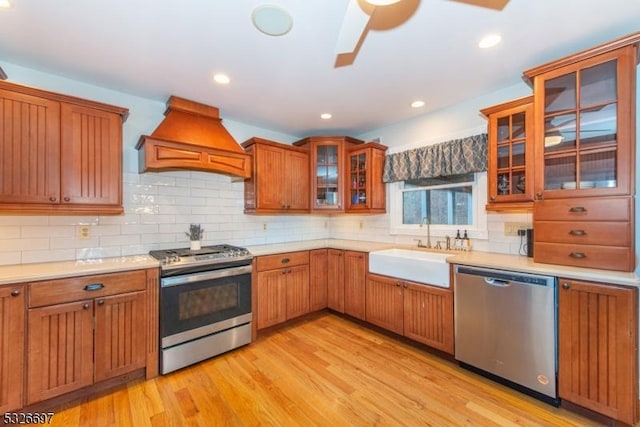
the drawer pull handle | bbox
[568,229,586,236]
[569,206,586,213]
[281,258,290,264]
[84,283,104,291]
[569,252,586,259]
[10,289,20,297]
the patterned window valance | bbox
[382,133,488,183]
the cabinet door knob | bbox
[569,252,586,259]
[10,289,20,297]
[562,282,570,290]
[535,192,543,199]
[97,299,105,306]
[489,195,496,201]
[403,282,408,288]
[395,281,401,287]
[49,196,57,202]
[82,303,91,310]
[63,196,71,202]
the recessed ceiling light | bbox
[0,0,12,9]
[479,34,502,49]
[365,0,403,5]
[213,73,230,85]
[252,5,293,36]
[411,100,425,108]
[320,113,332,120]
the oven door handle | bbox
[161,265,252,287]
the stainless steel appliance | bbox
[454,265,558,404]
[150,244,253,374]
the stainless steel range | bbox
[150,244,253,374]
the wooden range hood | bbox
[136,96,251,178]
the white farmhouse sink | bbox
[369,248,451,288]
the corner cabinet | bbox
[523,33,639,272]
[0,284,25,412]
[558,279,638,425]
[0,81,128,215]
[242,137,310,214]
[481,96,534,211]
[346,143,387,213]
[293,136,363,213]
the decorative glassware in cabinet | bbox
[315,144,340,208]
[350,153,367,205]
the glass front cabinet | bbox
[481,96,534,211]
[524,42,638,199]
[346,143,387,213]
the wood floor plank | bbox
[45,313,608,426]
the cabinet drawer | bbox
[256,251,309,271]
[534,197,631,221]
[28,270,147,308]
[534,242,633,272]
[535,221,631,246]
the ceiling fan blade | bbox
[335,0,372,54]
[448,0,509,11]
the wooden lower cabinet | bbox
[24,269,156,407]
[0,284,25,412]
[94,291,147,382]
[366,273,454,355]
[256,251,310,330]
[327,249,345,312]
[309,249,328,311]
[343,251,367,320]
[558,278,638,425]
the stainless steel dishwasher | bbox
[454,265,558,404]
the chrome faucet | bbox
[420,216,432,248]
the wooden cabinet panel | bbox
[60,103,122,206]
[27,300,94,404]
[286,150,310,211]
[254,142,285,210]
[0,88,60,204]
[365,274,403,335]
[309,249,328,311]
[343,251,366,320]
[403,282,453,354]
[534,197,631,221]
[535,241,633,272]
[535,221,630,246]
[327,249,345,313]
[285,265,310,320]
[256,270,287,329]
[558,279,638,425]
[256,251,309,271]
[94,291,147,382]
[345,143,387,213]
[0,285,25,412]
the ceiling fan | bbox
[335,0,510,57]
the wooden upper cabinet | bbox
[242,137,310,214]
[0,284,25,412]
[523,36,639,200]
[558,279,638,425]
[0,81,128,214]
[481,96,534,211]
[293,136,363,212]
[346,143,387,213]
[60,103,123,207]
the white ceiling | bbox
[1,0,639,137]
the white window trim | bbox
[389,172,488,239]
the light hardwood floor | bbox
[49,313,606,426]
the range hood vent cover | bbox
[136,96,251,178]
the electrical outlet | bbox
[504,222,528,236]
[77,225,91,240]
[359,221,364,229]
[262,222,267,231]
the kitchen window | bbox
[390,172,488,238]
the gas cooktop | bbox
[149,244,253,270]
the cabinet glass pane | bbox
[317,145,328,164]
[545,72,576,113]
[512,112,526,139]
[545,113,576,152]
[579,103,617,147]
[512,142,525,167]
[580,60,617,107]
[497,145,510,169]
[579,150,616,185]
[544,155,576,190]
[497,117,509,142]
[512,171,526,194]
[497,173,510,195]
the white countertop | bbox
[1,239,638,288]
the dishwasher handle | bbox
[484,277,511,287]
